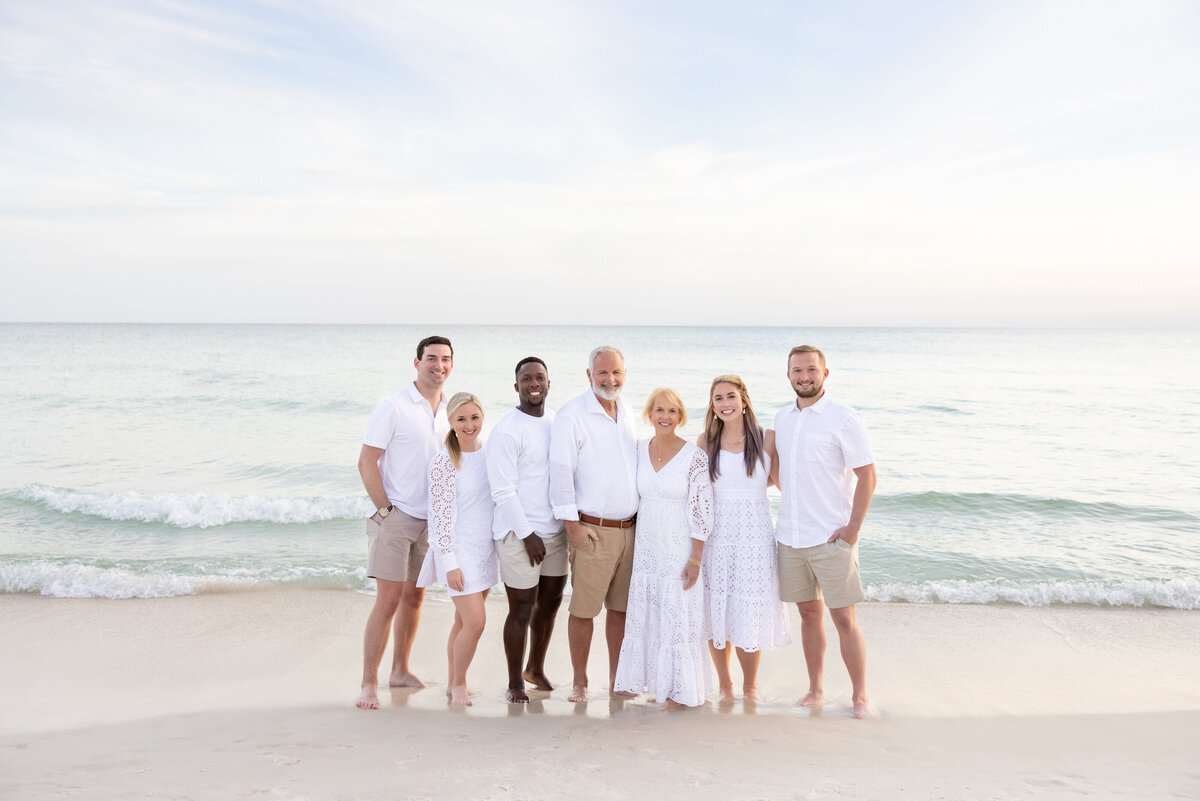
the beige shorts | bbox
[778,539,866,609]
[567,523,636,618]
[496,530,568,590]
[366,508,428,584]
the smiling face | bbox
[449,401,483,446]
[515,361,549,413]
[711,381,745,423]
[648,393,683,435]
[415,344,453,390]
[587,351,625,402]
[788,351,828,401]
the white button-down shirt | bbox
[487,407,560,541]
[774,393,874,549]
[363,382,450,519]
[549,390,639,522]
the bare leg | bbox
[605,609,626,692]
[709,641,735,702]
[388,582,426,687]
[449,591,488,706]
[567,613,592,702]
[795,599,826,706]
[524,574,565,691]
[502,586,536,703]
[735,647,762,701]
[445,607,463,697]
[828,604,869,718]
[357,579,404,710]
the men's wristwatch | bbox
[376,505,393,519]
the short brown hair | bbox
[643,387,687,427]
[787,345,826,368]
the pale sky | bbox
[2,0,1198,325]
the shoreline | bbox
[3,589,1198,799]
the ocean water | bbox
[2,323,1198,608]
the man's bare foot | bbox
[567,683,588,703]
[853,698,872,719]
[506,686,531,703]
[450,685,473,706]
[356,685,380,710]
[389,671,426,689]
[717,684,736,703]
[522,668,554,691]
[744,687,761,702]
[795,690,824,707]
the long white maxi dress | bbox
[417,446,498,597]
[703,450,792,651]
[613,441,714,706]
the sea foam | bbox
[16,484,372,528]
[866,577,1200,609]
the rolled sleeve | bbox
[549,414,580,522]
[839,411,875,469]
[487,431,534,537]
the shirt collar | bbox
[585,389,621,421]
[406,381,447,412]
[790,392,831,414]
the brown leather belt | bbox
[578,512,637,529]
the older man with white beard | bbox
[549,346,639,702]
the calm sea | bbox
[2,324,1198,607]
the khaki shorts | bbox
[778,539,866,609]
[567,523,636,618]
[366,508,428,584]
[496,530,568,590]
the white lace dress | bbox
[613,441,714,706]
[416,446,497,597]
[704,450,792,651]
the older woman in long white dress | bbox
[416,392,497,706]
[613,388,713,707]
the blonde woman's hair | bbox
[444,391,484,469]
[703,374,765,482]
[642,387,687,427]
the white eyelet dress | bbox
[417,446,497,597]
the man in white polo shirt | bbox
[487,356,567,703]
[775,345,877,719]
[355,335,453,711]
[549,345,638,703]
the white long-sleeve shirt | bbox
[487,407,560,540]
[549,390,638,522]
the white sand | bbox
[2,590,1198,799]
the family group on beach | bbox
[355,336,877,718]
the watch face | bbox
[379,507,390,518]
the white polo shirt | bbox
[548,390,638,522]
[774,393,874,549]
[363,382,450,519]
[487,407,560,541]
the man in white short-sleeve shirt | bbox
[774,345,877,719]
[487,356,567,703]
[549,345,638,702]
[355,335,453,711]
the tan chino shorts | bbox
[567,523,636,618]
[366,508,429,583]
[496,530,568,590]
[778,539,866,609]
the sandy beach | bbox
[2,589,1198,800]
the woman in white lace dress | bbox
[698,375,791,702]
[613,388,714,707]
[416,392,497,706]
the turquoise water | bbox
[2,323,1198,606]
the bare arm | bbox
[358,445,389,511]
[830,463,876,545]
[764,429,779,489]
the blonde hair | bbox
[703,375,765,481]
[444,391,484,469]
[642,387,687,427]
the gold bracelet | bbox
[688,558,701,568]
